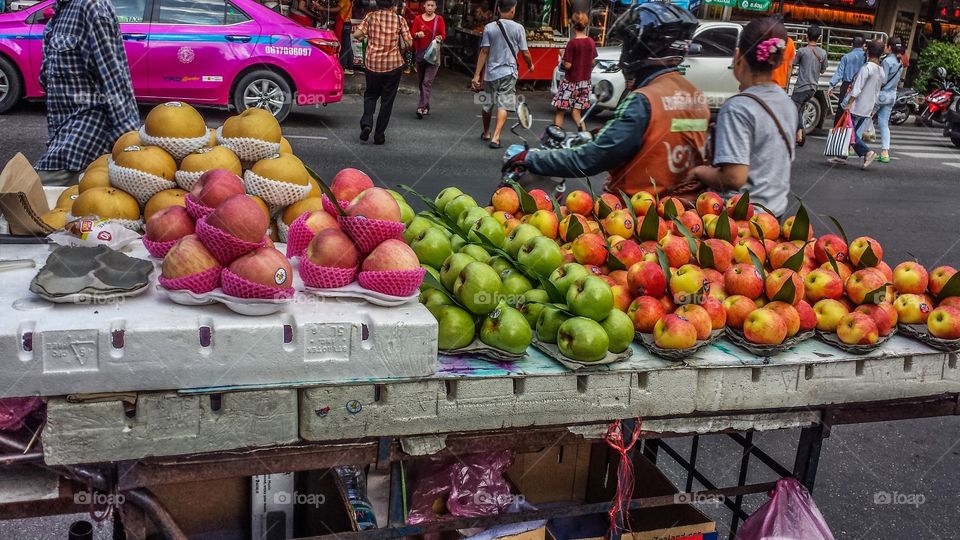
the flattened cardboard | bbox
[0,153,54,235]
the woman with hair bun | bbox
[685,17,797,217]
[551,12,597,130]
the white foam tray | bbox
[0,243,438,397]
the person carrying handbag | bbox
[411,0,446,118]
[874,36,904,163]
[354,0,413,145]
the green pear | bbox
[420,288,453,316]
[451,234,467,253]
[404,215,433,244]
[504,223,541,258]
[469,216,506,248]
[558,317,609,362]
[518,236,563,280]
[566,275,614,322]
[434,187,464,211]
[444,194,478,222]
[488,255,515,275]
[600,309,635,353]
[536,305,570,344]
[517,289,550,327]
[549,263,590,297]
[499,268,533,304]
[440,252,476,291]
[410,227,453,270]
[460,244,490,262]
[480,302,533,354]
[421,265,441,292]
[398,201,415,225]
[453,261,502,315]
[435,305,477,350]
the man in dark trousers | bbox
[791,25,828,144]
[828,36,865,116]
[35,0,139,185]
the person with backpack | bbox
[791,25,827,145]
[874,36,904,163]
[684,17,797,216]
[471,0,534,149]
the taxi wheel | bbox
[233,70,292,122]
[0,56,22,115]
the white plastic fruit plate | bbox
[159,285,291,316]
[302,282,418,307]
[0,243,438,397]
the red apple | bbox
[795,300,817,331]
[628,296,666,333]
[722,295,756,329]
[346,187,401,222]
[765,268,804,305]
[207,194,269,243]
[930,266,957,297]
[814,234,848,265]
[855,302,898,336]
[362,239,420,271]
[306,229,359,269]
[724,263,764,299]
[229,246,293,288]
[191,169,245,208]
[699,296,727,329]
[146,205,194,242]
[331,168,374,201]
[161,234,219,278]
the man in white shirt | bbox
[842,39,884,169]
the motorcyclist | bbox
[506,2,709,200]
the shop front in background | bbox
[700,0,878,29]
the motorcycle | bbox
[944,91,960,148]
[915,67,958,126]
[889,87,921,126]
[501,83,613,199]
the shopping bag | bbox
[823,111,853,158]
[736,477,835,540]
[423,39,440,65]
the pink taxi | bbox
[0,0,342,121]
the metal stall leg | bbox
[641,438,658,465]
[685,435,700,493]
[727,431,754,539]
[793,425,825,493]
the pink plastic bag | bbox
[0,397,43,431]
[736,477,835,540]
[407,451,514,524]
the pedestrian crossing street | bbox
[812,124,960,169]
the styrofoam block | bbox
[1,245,437,397]
[43,390,297,465]
[630,368,699,417]
[642,411,819,435]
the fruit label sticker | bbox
[304,323,351,360]
[195,147,215,154]
[39,330,99,373]
[123,146,141,152]
[268,153,281,160]
[920,303,931,313]
[274,268,287,286]
[491,308,502,319]
[164,101,183,107]
[345,400,362,414]
[500,269,511,279]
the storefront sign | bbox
[705,0,771,10]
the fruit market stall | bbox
[2,102,960,539]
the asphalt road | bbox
[1,73,958,539]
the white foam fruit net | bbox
[244,170,311,207]
[216,126,281,162]
[174,170,204,192]
[276,218,290,243]
[138,126,211,162]
[108,158,178,206]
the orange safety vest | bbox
[606,71,709,200]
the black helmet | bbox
[610,2,699,73]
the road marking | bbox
[283,135,329,140]
[900,152,960,159]
[888,144,959,152]
[945,163,960,169]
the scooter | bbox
[943,92,960,148]
[889,87,921,126]
[916,67,958,126]
[501,84,613,199]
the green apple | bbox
[600,309,634,353]
[420,287,452,316]
[566,276,614,322]
[536,305,570,344]
[434,187,464,211]
[488,255,515,275]
[410,227,453,269]
[557,317,610,362]
[460,243,490,262]
[440,252,476,291]
[504,223,541,258]
[451,234,467,253]
[444,193,478,222]
[517,288,550,327]
[518,236,563,279]
[397,200,414,225]
[404,215,434,244]
[421,264,440,291]
[480,301,533,354]
[457,207,489,232]
[469,216,506,247]
[549,263,590,297]
[499,268,533,304]
[453,261,502,315]
[435,305,477,350]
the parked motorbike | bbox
[944,92,960,148]
[916,67,958,126]
[502,83,613,199]
[889,87,921,126]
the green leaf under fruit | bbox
[307,165,346,216]
[539,278,567,305]
[656,247,671,283]
[607,252,627,271]
[861,283,892,305]
[507,180,539,215]
[782,242,810,272]
[671,217,699,261]
[595,197,614,219]
[770,278,797,304]
[824,249,841,276]
[937,272,960,301]
[546,302,577,318]
[698,241,715,269]
[731,191,751,221]
[753,202,778,219]
[749,220,766,243]
[714,212,733,243]
[565,216,585,242]
[856,243,880,269]
[789,201,811,242]
[638,207,661,242]
[827,215,849,246]
[748,250,767,282]
[550,194,564,223]
[662,200,679,219]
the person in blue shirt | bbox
[827,36,865,116]
[875,36,904,163]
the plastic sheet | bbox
[736,477,835,540]
[0,397,43,431]
[407,451,514,525]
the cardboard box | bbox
[0,153,53,235]
[150,478,247,538]
[508,443,593,505]
[252,473,296,540]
